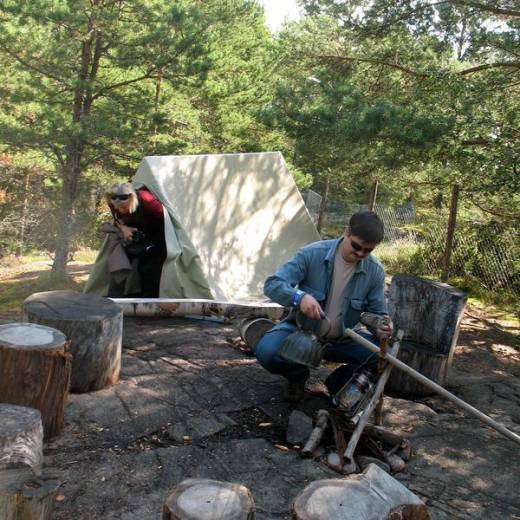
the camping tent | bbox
[86,152,320,301]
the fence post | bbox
[442,184,460,282]
[316,171,330,233]
[368,179,379,212]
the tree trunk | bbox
[441,184,459,282]
[163,479,255,520]
[23,291,123,393]
[0,323,71,439]
[16,170,30,257]
[0,404,43,476]
[316,171,330,233]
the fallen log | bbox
[112,298,284,321]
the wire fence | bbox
[321,200,519,294]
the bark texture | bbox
[0,405,43,476]
[387,275,466,396]
[0,323,70,439]
[0,465,60,520]
[23,290,123,393]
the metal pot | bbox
[279,312,331,368]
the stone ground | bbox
[2,308,520,519]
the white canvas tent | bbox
[133,152,320,301]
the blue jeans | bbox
[256,327,379,393]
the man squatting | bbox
[255,211,394,402]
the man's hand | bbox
[299,294,324,321]
[376,316,393,340]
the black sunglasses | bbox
[110,194,130,201]
[350,237,374,254]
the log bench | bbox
[0,323,70,439]
[0,464,60,520]
[387,275,466,396]
[23,290,123,393]
[0,404,43,476]
[163,479,255,519]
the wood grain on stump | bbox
[0,464,60,520]
[292,464,429,520]
[239,318,276,352]
[0,404,43,476]
[23,290,123,393]
[163,478,255,520]
[387,275,466,396]
[0,323,70,439]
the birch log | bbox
[163,479,255,520]
[0,405,43,476]
[0,465,60,520]
[23,290,123,393]
[0,323,70,439]
[112,298,284,320]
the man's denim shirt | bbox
[264,238,387,331]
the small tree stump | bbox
[387,275,466,396]
[292,464,429,520]
[23,290,123,393]
[0,405,43,476]
[239,318,276,352]
[0,464,60,520]
[163,479,255,520]
[0,323,70,439]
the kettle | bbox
[279,311,331,368]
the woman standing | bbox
[106,182,166,297]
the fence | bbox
[321,200,519,294]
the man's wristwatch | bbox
[292,289,306,308]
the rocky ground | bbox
[4,305,509,520]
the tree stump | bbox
[292,464,429,520]
[0,323,70,439]
[0,464,60,520]
[23,290,123,393]
[163,479,255,520]
[0,405,43,476]
[239,318,276,352]
[387,275,466,396]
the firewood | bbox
[301,410,329,457]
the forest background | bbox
[0,0,518,312]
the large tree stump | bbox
[292,464,429,520]
[0,465,60,520]
[163,479,255,520]
[23,290,123,393]
[0,323,70,439]
[387,275,466,396]
[0,405,43,476]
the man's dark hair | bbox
[348,211,384,244]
